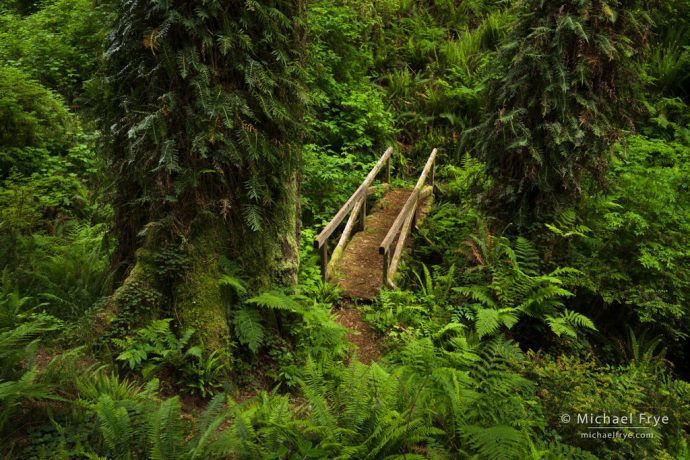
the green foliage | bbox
[645,0,690,99]
[0,66,73,163]
[228,285,347,386]
[562,135,690,341]
[114,319,227,398]
[470,0,652,229]
[2,1,690,459]
[524,353,690,459]
[0,278,61,436]
[301,145,381,225]
[0,0,111,101]
[99,0,306,259]
[12,223,109,320]
[455,230,595,340]
[306,1,395,153]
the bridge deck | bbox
[332,189,412,299]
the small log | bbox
[315,147,394,249]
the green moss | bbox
[173,225,231,353]
[98,249,160,326]
[174,262,230,352]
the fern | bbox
[545,209,592,239]
[475,308,500,338]
[246,290,304,314]
[95,395,134,459]
[187,393,229,459]
[461,425,525,460]
[218,274,247,296]
[147,397,184,460]
[457,232,594,340]
[232,308,265,354]
[546,310,597,338]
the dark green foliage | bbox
[646,0,690,99]
[559,135,690,343]
[0,278,61,436]
[455,230,595,340]
[223,276,348,387]
[524,352,690,459]
[99,0,306,268]
[113,319,228,397]
[2,0,690,458]
[471,0,652,229]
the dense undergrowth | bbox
[1,0,689,458]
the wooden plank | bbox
[386,157,391,184]
[382,251,389,288]
[315,147,394,249]
[358,196,366,232]
[414,148,437,190]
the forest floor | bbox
[333,306,382,364]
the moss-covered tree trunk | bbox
[471,0,650,231]
[97,0,306,352]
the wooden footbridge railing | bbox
[315,146,437,294]
[380,148,436,288]
[314,147,394,281]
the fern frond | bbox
[454,285,497,308]
[232,308,265,353]
[546,310,596,338]
[218,274,247,295]
[95,395,134,458]
[475,309,500,338]
[246,290,304,314]
[461,425,525,460]
[148,397,184,460]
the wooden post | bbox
[386,157,391,184]
[382,252,389,288]
[320,244,329,281]
[359,196,366,232]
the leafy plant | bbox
[114,319,226,397]
[0,280,61,435]
[455,231,596,340]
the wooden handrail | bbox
[315,147,394,280]
[379,148,437,288]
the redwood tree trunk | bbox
[98,0,306,352]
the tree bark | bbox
[98,0,306,354]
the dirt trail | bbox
[333,306,382,364]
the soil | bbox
[333,305,382,365]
